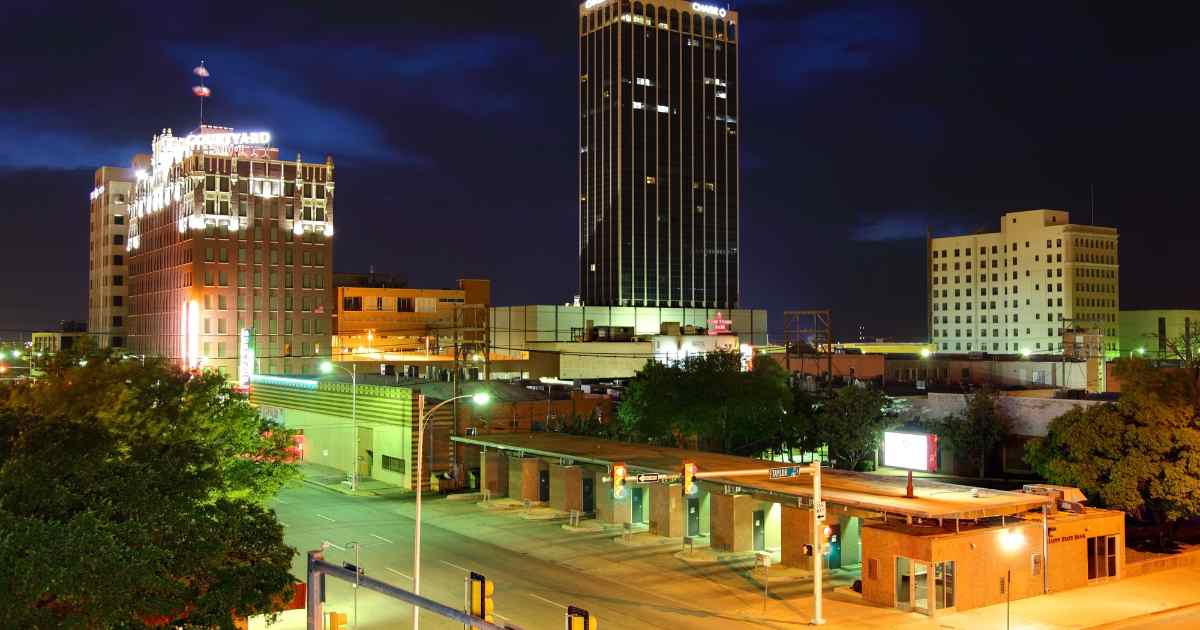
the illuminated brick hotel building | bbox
[122,125,334,382]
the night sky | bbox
[2,1,1197,341]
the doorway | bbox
[538,469,550,502]
[752,510,765,551]
[631,487,646,524]
[687,497,701,537]
[896,557,955,615]
[582,477,595,514]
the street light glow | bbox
[1020,348,1032,358]
[320,361,334,373]
[920,348,931,359]
[471,391,491,406]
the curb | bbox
[1085,601,1200,629]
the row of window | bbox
[940,341,1062,352]
[935,327,1067,339]
[935,268,1067,285]
[934,297,1067,312]
[201,269,327,289]
[937,312,1063,325]
[202,316,326,336]
[203,246,325,266]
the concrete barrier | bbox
[1124,547,1200,578]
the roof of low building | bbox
[453,433,1050,521]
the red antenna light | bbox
[192,61,211,126]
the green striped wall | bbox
[250,380,412,426]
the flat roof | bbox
[453,433,1049,520]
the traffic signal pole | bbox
[306,549,515,630]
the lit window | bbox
[656,104,670,114]
[716,91,727,99]
[632,101,645,110]
[636,77,654,87]
[645,176,656,184]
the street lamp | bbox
[920,348,931,359]
[1020,348,1032,359]
[321,360,359,492]
[1000,528,1025,630]
[412,390,490,630]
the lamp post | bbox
[321,361,358,492]
[412,390,490,630]
[1000,528,1025,630]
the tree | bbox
[930,386,1010,478]
[0,349,298,628]
[775,385,823,463]
[1025,361,1200,548]
[617,351,791,455]
[819,385,891,470]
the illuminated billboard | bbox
[883,431,938,472]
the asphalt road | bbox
[272,484,806,630]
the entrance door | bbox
[895,557,912,610]
[827,523,842,569]
[538,469,550,502]
[631,487,645,524]
[687,497,701,537]
[913,561,930,614]
[582,477,595,514]
[752,510,765,551]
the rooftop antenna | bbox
[192,61,211,129]
[1089,183,1095,224]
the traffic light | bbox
[682,461,698,496]
[468,571,495,624]
[567,605,598,630]
[611,462,628,499]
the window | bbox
[867,559,878,580]
[343,296,363,311]
[1087,535,1118,580]
[111,275,124,286]
[112,254,124,265]
[113,234,124,245]
[111,315,123,327]
[112,295,123,306]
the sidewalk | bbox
[298,463,409,497]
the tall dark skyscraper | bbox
[578,0,740,308]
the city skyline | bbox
[2,2,1199,340]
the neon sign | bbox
[239,328,255,386]
[692,2,728,18]
[184,131,270,148]
[708,311,732,335]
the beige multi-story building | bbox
[929,210,1119,356]
[88,166,136,348]
[124,125,335,383]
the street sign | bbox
[635,473,661,483]
[723,484,745,495]
[769,466,802,480]
[815,500,827,521]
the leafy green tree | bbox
[776,386,823,463]
[819,385,890,470]
[0,349,298,628]
[930,386,1010,478]
[618,351,791,455]
[1026,361,1200,548]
